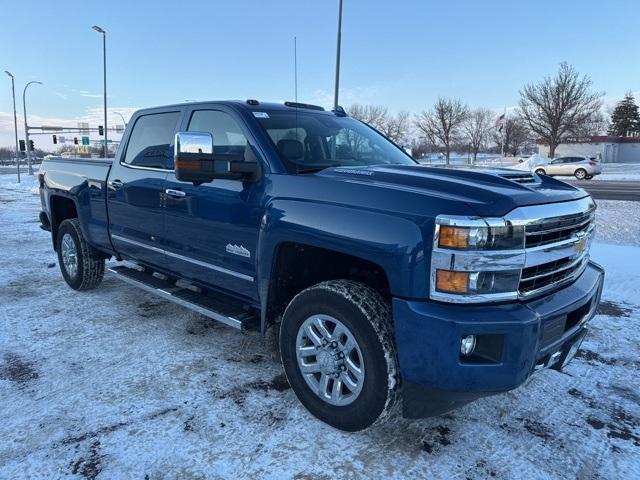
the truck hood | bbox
[316,164,589,217]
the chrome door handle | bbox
[165,188,186,198]
[108,179,124,190]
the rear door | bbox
[559,157,577,175]
[547,158,566,175]
[162,106,265,302]
[107,109,182,269]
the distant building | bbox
[537,136,640,163]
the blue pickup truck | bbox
[38,100,604,431]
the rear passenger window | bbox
[123,111,180,168]
[187,110,248,156]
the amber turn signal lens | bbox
[436,270,469,293]
[439,226,469,249]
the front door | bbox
[108,110,181,269]
[162,107,263,301]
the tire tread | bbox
[58,218,105,290]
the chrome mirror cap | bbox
[175,131,213,157]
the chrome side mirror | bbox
[174,131,261,184]
[174,131,215,184]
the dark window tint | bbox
[187,110,248,156]
[256,111,415,173]
[123,111,180,168]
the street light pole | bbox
[22,80,42,176]
[114,111,127,127]
[5,71,20,183]
[333,0,343,110]
[93,25,107,158]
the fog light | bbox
[460,335,476,356]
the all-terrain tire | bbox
[280,280,400,431]
[56,218,105,290]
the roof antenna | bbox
[294,36,298,103]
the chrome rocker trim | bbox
[111,234,254,282]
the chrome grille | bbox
[519,255,588,295]
[518,201,595,297]
[525,209,594,248]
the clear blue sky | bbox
[1,0,638,148]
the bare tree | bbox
[491,116,532,156]
[463,108,493,163]
[348,104,411,145]
[415,98,468,164]
[377,111,411,145]
[348,104,389,130]
[518,62,603,158]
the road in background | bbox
[567,181,640,201]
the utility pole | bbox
[5,71,20,183]
[23,80,42,175]
[294,36,298,103]
[93,25,108,158]
[333,0,343,110]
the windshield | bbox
[255,110,416,173]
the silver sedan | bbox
[533,156,602,180]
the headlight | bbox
[438,224,524,250]
[435,269,520,295]
[431,215,526,302]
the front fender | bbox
[257,199,427,300]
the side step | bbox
[107,265,258,330]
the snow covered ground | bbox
[1,175,639,479]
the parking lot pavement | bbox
[1,176,639,479]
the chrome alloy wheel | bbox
[61,233,78,279]
[295,314,365,406]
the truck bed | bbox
[40,156,114,253]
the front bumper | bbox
[393,260,604,418]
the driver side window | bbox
[187,110,248,157]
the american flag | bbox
[495,114,505,132]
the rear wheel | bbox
[280,280,399,431]
[535,168,546,176]
[56,218,105,290]
[575,168,587,180]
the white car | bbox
[532,156,602,180]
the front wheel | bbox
[280,280,399,431]
[56,218,105,290]
[575,168,587,180]
[535,168,546,176]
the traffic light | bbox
[74,137,79,145]
[98,125,104,136]
[29,140,34,151]
[19,140,26,152]
[53,135,58,145]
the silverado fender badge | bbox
[226,243,251,258]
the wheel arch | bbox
[49,193,79,251]
[257,199,426,333]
